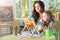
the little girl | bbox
[41,11,57,37]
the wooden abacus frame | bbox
[57,12,60,21]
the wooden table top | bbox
[0,34,55,40]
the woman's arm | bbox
[21,25,27,33]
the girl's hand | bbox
[42,26,47,30]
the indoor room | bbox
[0,0,60,40]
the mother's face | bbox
[35,3,42,13]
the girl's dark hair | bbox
[44,11,55,22]
[32,1,45,24]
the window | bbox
[48,0,60,12]
[16,0,20,18]
[15,0,35,18]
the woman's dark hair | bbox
[32,1,45,24]
[44,11,55,22]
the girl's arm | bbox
[50,22,57,29]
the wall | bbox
[0,0,14,6]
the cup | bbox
[45,29,52,36]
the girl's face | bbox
[42,13,50,23]
[35,3,41,13]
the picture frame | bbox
[0,6,13,22]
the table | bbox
[0,34,55,40]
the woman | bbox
[32,1,45,33]
[32,1,45,23]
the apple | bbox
[26,23,34,28]
[25,20,33,25]
[24,20,34,28]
